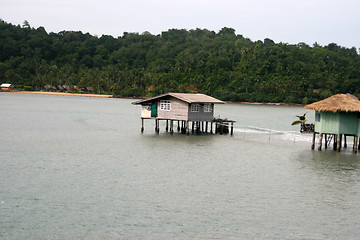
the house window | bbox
[191,103,200,112]
[160,100,171,111]
[204,103,212,112]
[315,112,321,122]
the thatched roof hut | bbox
[305,94,360,113]
[305,94,360,153]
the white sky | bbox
[1,0,359,49]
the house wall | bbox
[315,111,358,135]
[339,112,358,135]
[188,103,214,121]
[157,96,189,120]
[141,105,151,118]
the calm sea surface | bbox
[1,92,360,240]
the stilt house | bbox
[304,93,360,152]
[1,83,12,91]
[133,92,232,135]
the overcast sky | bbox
[1,0,359,49]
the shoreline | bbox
[5,91,304,106]
[9,91,113,98]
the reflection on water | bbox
[1,93,359,240]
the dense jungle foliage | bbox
[1,20,360,103]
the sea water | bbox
[1,93,359,239]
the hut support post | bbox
[318,133,323,151]
[177,121,180,132]
[210,122,213,134]
[231,122,234,136]
[205,122,208,133]
[170,120,174,134]
[311,132,316,150]
[166,120,169,132]
[353,136,358,153]
[324,134,328,149]
[141,118,144,133]
[155,119,160,133]
[192,121,195,133]
[344,135,347,148]
[186,121,189,135]
[337,134,341,152]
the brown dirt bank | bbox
[10,91,113,98]
[225,101,304,107]
[7,91,304,106]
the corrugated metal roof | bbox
[133,92,224,105]
[304,94,360,112]
[1,83,12,88]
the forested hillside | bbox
[1,20,360,103]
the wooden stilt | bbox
[141,118,144,133]
[170,120,174,134]
[353,135,358,153]
[210,122,213,134]
[333,134,337,151]
[166,120,169,132]
[192,121,195,133]
[344,135,347,148]
[324,134,328,149]
[318,133,323,151]
[155,119,160,133]
[337,134,341,152]
[177,121,180,132]
[186,121,189,135]
[205,122,208,133]
[231,122,234,136]
[215,122,218,134]
[311,132,316,150]
[201,121,204,133]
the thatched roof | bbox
[304,94,360,113]
[133,92,224,105]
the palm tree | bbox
[292,113,307,126]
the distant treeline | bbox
[1,20,360,103]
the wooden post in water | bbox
[230,122,234,136]
[191,121,195,134]
[344,135,347,148]
[166,120,169,132]
[205,122,208,133]
[155,119,160,133]
[324,134,328,149]
[353,136,358,153]
[141,118,144,133]
[336,134,341,152]
[186,121,189,135]
[210,122,213,134]
[170,120,174,134]
[219,120,223,135]
[177,120,180,132]
[311,132,316,150]
[333,134,337,151]
[318,133,323,151]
